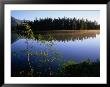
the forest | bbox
[12,17,100,32]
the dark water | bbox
[11,30,100,76]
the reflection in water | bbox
[35,30,100,42]
[12,30,99,43]
[11,30,100,77]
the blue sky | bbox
[11,10,100,24]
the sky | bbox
[11,10,100,24]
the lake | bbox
[11,30,100,77]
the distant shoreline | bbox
[32,30,100,33]
[33,29,100,32]
[12,30,100,34]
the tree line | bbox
[12,17,100,31]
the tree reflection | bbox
[37,30,99,42]
[11,26,100,76]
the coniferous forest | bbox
[12,17,100,32]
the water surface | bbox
[11,30,100,76]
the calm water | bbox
[11,30,100,76]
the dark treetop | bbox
[11,17,100,31]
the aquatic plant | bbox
[61,59,100,77]
[12,27,64,76]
